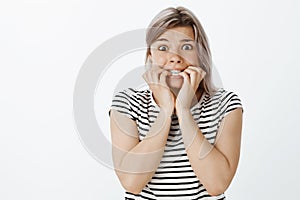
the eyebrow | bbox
[155,38,194,42]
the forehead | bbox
[157,26,195,41]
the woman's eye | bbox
[182,44,193,50]
[158,45,168,51]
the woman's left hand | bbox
[175,66,206,113]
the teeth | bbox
[170,70,181,75]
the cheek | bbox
[181,52,199,64]
[151,52,167,65]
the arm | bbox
[176,66,243,195]
[177,107,243,196]
[110,108,172,194]
[110,67,175,194]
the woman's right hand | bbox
[142,66,175,114]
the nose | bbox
[169,53,183,64]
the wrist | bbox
[176,108,191,119]
[160,106,174,117]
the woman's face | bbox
[149,26,199,89]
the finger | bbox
[179,71,191,89]
[190,66,207,80]
[142,71,150,83]
[143,70,157,85]
[186,66,206,75]
[184,67,198,87]
[159,70,170,86]
[150,67,164,83]
[179,71,197,101]
[149,64,162,71]
[185,66,206,89]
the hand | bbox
[142,65,175,114]
[176,66,206,113]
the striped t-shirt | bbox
[110,87,243,200]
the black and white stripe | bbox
[111,88,242,200]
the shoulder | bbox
[111,88,150,121]
[206,88,243,115]
[113,88,146,99]
[112,88,152,106]
[209,88,242,103]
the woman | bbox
[110,6,243,200]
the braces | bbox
[170,70,181,75]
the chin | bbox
[167,77,183,90]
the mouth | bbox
[167,70,183,80]
[169,70,181,76]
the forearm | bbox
[115,108,172,193]
[177,110,235,195]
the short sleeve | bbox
[224,91,243,116]
[109,89,137,121]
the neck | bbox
[171,87,203,99]
[172,88,204,115]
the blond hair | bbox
[145,7,216,94]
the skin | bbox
[110,26,243,196]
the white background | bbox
[1,0,299,199]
